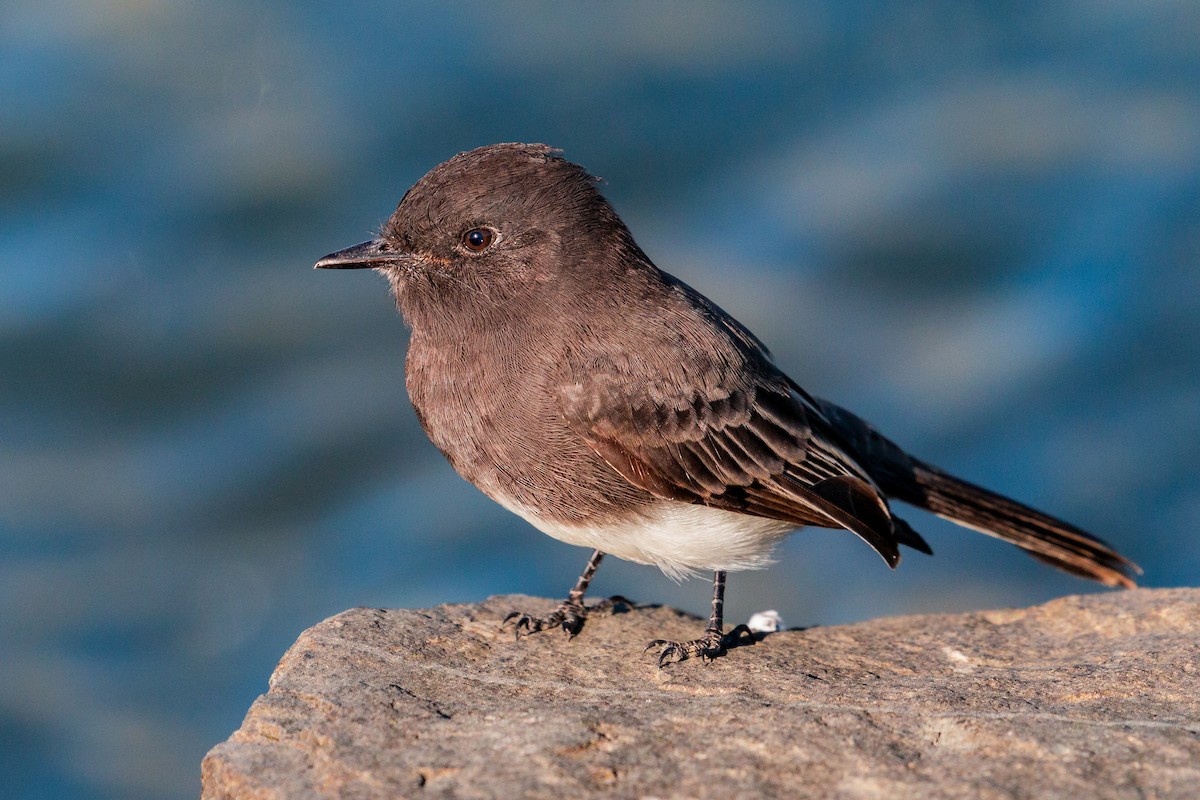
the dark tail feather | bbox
[907,461,1140,588]
[814,398,1140,588]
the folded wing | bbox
[559,366,929,567]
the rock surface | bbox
[203,589,1200,799]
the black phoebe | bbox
[316,143,1139,666]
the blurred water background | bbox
[3,2,1198,797]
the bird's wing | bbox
[557,359,910,567]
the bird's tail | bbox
[902,460,1139,588]
[815,398,1140,588]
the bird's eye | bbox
[462,228,494,252]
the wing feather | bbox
[560,372,913,567]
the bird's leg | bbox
[503,549,626,638]
[644,570,755,667]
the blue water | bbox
[3,3,1198,797]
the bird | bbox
[316,143,1139,667]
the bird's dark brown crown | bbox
[382,143,613,249]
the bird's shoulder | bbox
[556,288,757,431]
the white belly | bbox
[489,494,797,582]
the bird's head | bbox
[316,143,637,325]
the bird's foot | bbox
[502,595,634,640]
[503,598,586,638]
[644,624,755,668]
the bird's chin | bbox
[380,266,411,300]
[381,267,437,327]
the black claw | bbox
[644,626,755,668]
[561,615,584,639]
[657,644,684,669]
[501,611,550,639]
[503,594,637,642]
[502,599,597,640]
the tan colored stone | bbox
[203,589,1200,799]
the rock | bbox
[203,589,1200,799]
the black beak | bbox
[314,238,400,270]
